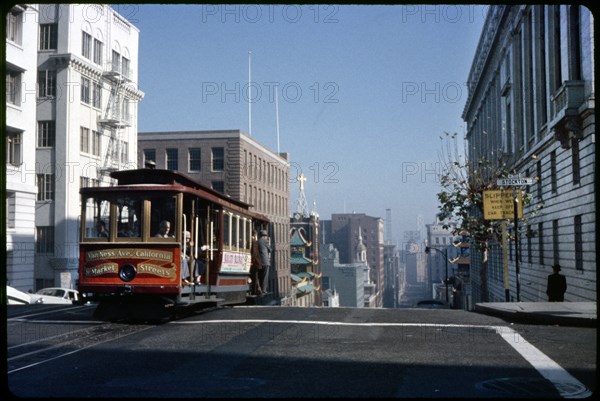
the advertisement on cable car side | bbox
[83,247,178,281]
[220,251,251,274]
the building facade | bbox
[463,5,595,302]
[138,130,291,302]
[320,243,366,308]
[425,218,456,290]
[6,4,39,292]
[322,213,385,307]
[4,4,144,291]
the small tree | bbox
[436,132,540,301]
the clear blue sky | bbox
[119,4,487,245]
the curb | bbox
[473,304,597,328]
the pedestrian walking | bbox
[546,264,567,302]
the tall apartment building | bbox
[34,4,143,289]
[6,5,39,292]
[138,130,291,302]
[462,5,595,302]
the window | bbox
[93,38,103,65]
[144,149,156,165]
[166,148,178,170]
[121,98,130,123]
[550,150,557,193]
[223,213,231,248]
[568,5,581,80]
[36,226,55,254]
[6,131,22,166]
[80,127,90,153]
[39,24,57,50]
[92,130,102,157]
[111,50,120,73]
[189,148,201,172]
[552,219,559,265]
[538,222,544,265]
[212,181,224,194]
[38,70,56,98]
[536,160,542,200]
[81,77,91,104]
[120,141,129,164]
[6,70,20,105]
[572,139,580,185]
[6,9,23,45]
[6,192,16,229]
[574,215,583,271]
[212,147,224,171]
[36,174,55,201]
[37,121,55,148]
[82,31,92,59]
[121,57,130,79]
[92,81,102,108]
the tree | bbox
[436,132,540,301]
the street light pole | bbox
[425,246,449,303]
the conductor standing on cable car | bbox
[257,229,271,294]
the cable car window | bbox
[150,195,177,240]
[240,217,247,250]
[83,196,111,240]
[116,197,142,239]
[232,214,238,250]
[223,213,231,249]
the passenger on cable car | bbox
[155,220,174,238]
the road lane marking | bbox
[175,319,591,398]
[493,325,592,398]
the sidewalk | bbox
[474,302,597,327]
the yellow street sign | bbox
[483,190,523,220]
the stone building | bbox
[462,5,595,302]
[138,129,291,302]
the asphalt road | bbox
[5,304,596,398]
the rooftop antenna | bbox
[248,51,252,136]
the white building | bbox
[6,5,39,292]
[34,4,143,289]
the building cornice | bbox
[49,53,144,101]
[139,130,289,165]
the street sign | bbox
[483,190,523,220]
[497,177,534,186]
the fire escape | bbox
[97,56,132,183]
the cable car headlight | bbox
[119,264,137,282]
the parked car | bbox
[415,299,450,309]
[32,287,81,304]
[6,286,43,305]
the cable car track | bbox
[7,321,154,374]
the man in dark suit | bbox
[546,264,567,302]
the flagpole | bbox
[248,51,252,136]
[275,84,280,153]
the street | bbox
[6,304,596,398]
